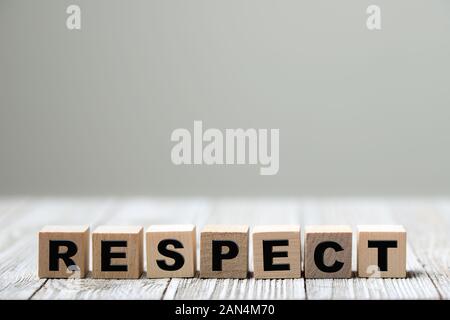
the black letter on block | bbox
[101,240,128,272]
[368,240,398,271]
[263,240,290,271]
[314,241,344,273]
[49,240,78,271]
[212,240,239,271]
[157,239,185,271]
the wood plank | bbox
[389,200,450,299]
[0,199,35,299]
[165,275,306,299]
[302,200,355,299]
[0,199,111,299]
[33,198,211,299]
[0,198,445,300]
[163,199,306,299]
[0,198,28,227]
[303,200,441,299]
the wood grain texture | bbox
[0,199,112,299]
[92,226,144,279]
[200,225,249,279]
[252,225,301,279]
[146,224,196,278]
[164,200,306,299]
[38,225,90,278]
[389,201,450,299]
[357,225,406,278]
[164,275,306,300]
[304,225,352,279]
[0,198,447,300]
[32,199,188,299]
[301,200,442,299]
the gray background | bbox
[1,0,450,196]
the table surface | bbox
[0,198,448,300]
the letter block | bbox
[357,225,406,278]
[38,225,90,278]
[304,225,352,279]
[92,226,143,279]
[146,224,196,278]
[200,225,249,278]
[252,225,301,279]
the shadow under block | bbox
[357,225,406,278]
[92,226,143,279]
[304,225,352,279]
[252,225,301,279]
[200,225,249,278]
[146,224,196,278]
[38,225,90,279]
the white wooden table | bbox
[0,198,448,300]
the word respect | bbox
[38,224,406,279]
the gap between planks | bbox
[0,198,447,300]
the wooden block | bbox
[304,225,352,279]
[92,226,143,279]
[146,224,196,278]
[200,225,249,278]
[252,225,301,279]
[357,225,406,278]
[38,225,90,279]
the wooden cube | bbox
[38,225,90,279]
[92,226,143,279]
[357,225,406,278]
[146,224,196,278]
[304,225,352,279]
[200,225,249,278]
[252,225,301,279]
